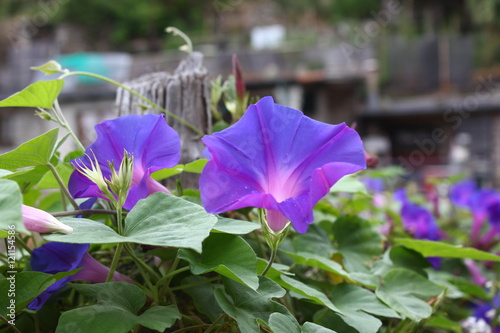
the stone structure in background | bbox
[115,51,211,189]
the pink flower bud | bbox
[22,205,73,234]
[232,54,246,101]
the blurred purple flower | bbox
[464,259,488,286]
[28,242,132,311]
[400,200,441,241]
[199,96,366,233]
[450,179,477,208]
[362,177,384,193]
[463,295,500,333]
[69,114,180,210]
[468,189,498,245]
[393,188,407,203]
[399,200,442,268]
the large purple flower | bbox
[28,242,131,310]
[199,96,366,233]
[69,114,180,210]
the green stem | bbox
[52,99,85,152]
[261,247,277,276]
[0,256,9,265]
[252,230,267,258]
[0,314,22,333]
[58,71,205,137]
[33,313,41,333]
[47,163,80,210]
[156,266,190,288]
[171,324,210,333]
[204,313,226,333]
[116,206,123,235]
[166,27,193,53]
[15,236,32,255]
[124,243,161,281]
[106,242,124,282]
[51,209,126,217]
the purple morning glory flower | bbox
[199,96,366,233]
[449,179,477,208]
[362,177,384,193]
[487,198,500,231]
[400,200,441,241]
[467,189,498,245]
[463,295,500,333]
[28,242,132,310]
[69,114,181,210]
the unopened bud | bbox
[106,150,134,208]
[35,109,54,121]
[22,205,73,234]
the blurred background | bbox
[1,0,500,185]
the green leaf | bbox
[292,224,336,257]
[0,80,64,108]
[320,283,399,333]
[151,159,208,181]
[37,162,73,189]
[333,215,383,272]
[123,193,217,252]
[256,259,293,279]
[268,312,301,333]
[43,218,124,243]
[0,169,13,177]
[57,283,180,333]
[277,275,342,315]
[2,165,50,193]
[0,179,26,233]
[212,217,260,234]
[178,233,259,290]
[0,270,80,317]
[31,60,66,75]
[372,246,431,278]
[45,193,218,252]
[136,306,181,332]
[0,128,59,170]
[151,164,184,180]
[214,276,291,333]
[269,313,337,333]
[183,159,208,173]
[395,238,500,262]
[181,276,223,321]
[302,322,338,333]
[330,173,367,194]
[375,268,443,321]
[280,250,350,280]
[425,315,464,332]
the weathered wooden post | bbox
[115,52,211,189]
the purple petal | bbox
[200,96,366,233]
[73,252,134,284]
[469,188,497,220]
[488,198,500,230]
[124,168,170,210]
[28,242,89,310]
[401,201,441,241]
[449,179,476,208]
[69,114,180,208]
[30,242,89,273]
